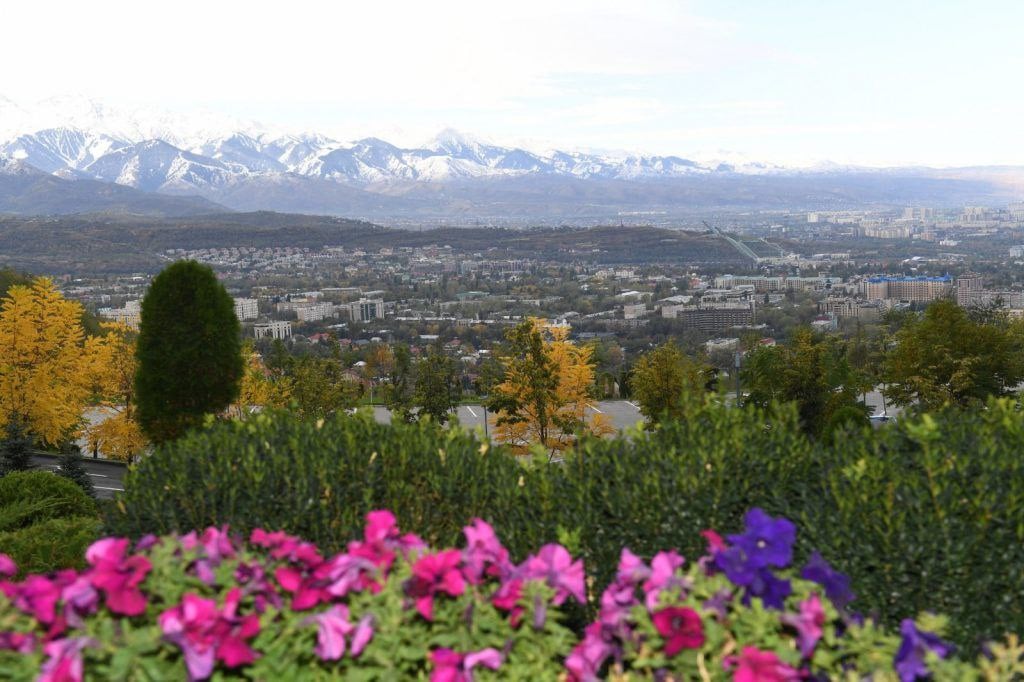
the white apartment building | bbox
[254,321,292,340]
[296,303,336,323]
[233,297,259,321]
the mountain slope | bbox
[0,156,225,216]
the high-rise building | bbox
[346,298,385,323]
[233,297,259,321]
[956,273,984,306]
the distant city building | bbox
[233,297,259,321]
[295,302,336,323]
[346,298,385,323]
[254,321,292,340]
[622,303,647,320]
[955,273,984,306]
[862,275,951,303]
[98,306,140,330]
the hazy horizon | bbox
[3,1,1023,168]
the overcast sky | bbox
[3,0,1022,166]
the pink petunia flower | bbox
[429,647,502,682]
[85,538,152,616]
[651,606,705,656]
[0,553,16,578]
[406,550,466,621]
[728,646,800,682]
[565,622,613,682]
[5,575,62,624]
[520,544,585,606]
[462,518,511,583]
[159,589,259,680]
[781,593,826,659]
[38,637,96,682]
[307,606,375,662]
[642,550,686,610]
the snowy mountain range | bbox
[1,95,1022,218]
[0,95,783,193]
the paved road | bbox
[371,400,646,433]
[30,453,126,500]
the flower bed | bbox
[1,509,1022,681]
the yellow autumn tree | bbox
[488,318,613,456]
[0,278,95,445]
[229,342,292,419]
[84,322,148,461]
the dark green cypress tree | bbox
[56,442,95,498]
[135,260,243,443]
[0,420,33,475]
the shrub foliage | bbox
[108,401,1024,652]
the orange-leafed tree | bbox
[0,278,94,446]
[85,322,148,461]
[487,318,613,456]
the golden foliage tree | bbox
[0,279,94,445]
[229,342,292,419]
[85,323,148,461]
[487,319,613,455]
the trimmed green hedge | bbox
[106,412,555,556]
[0,471,101,576]
[0,471,97,531]
[0,516,100,576]
[107,402,1024,652]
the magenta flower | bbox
[701,529,727,553]
[782,593,826,658]
[307,605,374,661]
[462,518,511,583]
[274,565,324,611]
[319,552,382,598]
[429,647,502,682]
[565,622,613,682]
[521,544,585,606]
[85,538,152,616]
[598,578,638,631]
[406,549,466,621]
[38,637,95,682]
[615,548,650,584]
[0,631,35,654]
[309,604,350,660]
[250,529,323,568]
[491,578,524,625]
[60,575,99,628]
[362,510,426,558]
[159,589,260,680]
[728,646,800,682]
[4,575,61,624]
[0,553,16,578]
[642,550,686,609]
[652,606,705,656]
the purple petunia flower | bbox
[893,619,954,682]
[728,508,796,570]
[801,552,855,610]
[743,568,792,610]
